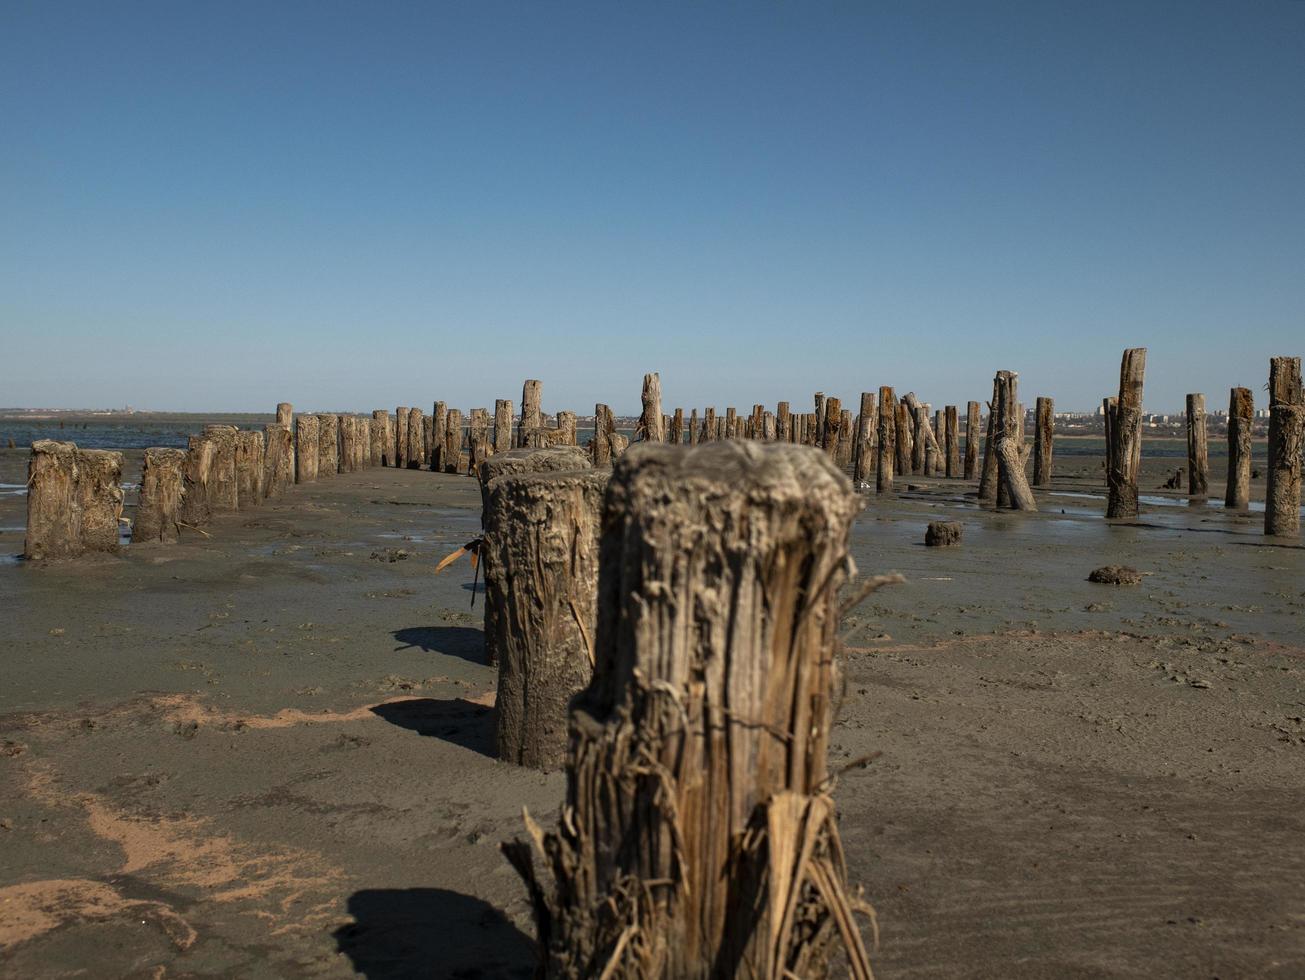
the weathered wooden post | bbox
[932,409,945,475]
[851,392,875,484]
[395,407,409,469]
[494,399,513,454]
[356,416,370,471]
[688,408,700,446]
[701,407,716,442]
[774,401,790,443]
[894,400,913,477]
[945,405,960,478]
[725,406,738,440]
[1266,356,1303,537]
[484,467,606,769]
[337,416,357,473]
[763,410,777,442]
[1106,348,1147,519]
[669,408,684,445]
[276,402,293,428]
[443,408,463,474]
[591,404,612,465]
[556,410,578,446]
[422,415,433,467]
[877,386,896,494]
[316,414,339,477]
[295,415,319,483]
[813,391,826,445]
[1225,387,1253,510]
[504,441,873,978]
[519,380,543,447]
[180,434,214,528]
[202,425,239,512]
[76,449,124,552]
[370,410,386,467]
[995,372,1037,511]
[406,407,424,469]
[237,428,267,506]
[978,377,1001,503]
[821,396,842,458]
[1185,393,1209,499]
[134,448,186,544]
[909,395,926,474]
[431,402,447,471]
[1032,397,1054,487]
[469,408,491,471]
[837,408,853,467]
[24,441,81,559]
[964,401,980,479]
[264,425,295,498]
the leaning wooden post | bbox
[945,406,960,478]
[1266,356,1303,538]
[1032,396,1054,487]
[276,402,293,428]
[1106,348,1147,519]
[877,386,896,494]
[76,449,124,553]
[395,407,409,469]
[234,430,264,507]
[1225,387,1253,510]
[316,414,339,478]
[519,380,543,447]
[134,448,186,544]
[263,425,295,498]
[485,467,606,769]
[964,401,981,479]
[202,425,239,512]
[295,415,319,483]
[24,441,82,560]
[504,441,873,979]
[494,399,513,454]
[443,408,463,474]
[1185,393,1209,499]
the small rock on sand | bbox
[925,521,963,547]
[1088,565,1143,585]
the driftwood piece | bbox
[1225,387,1253,510]
[996,438,1037,511]
[443,409,463,474]
[24,441,82,559]
[134,447,186,544]
[395,407,409,469]
[520,380,543,447]
[76,449,124,552]
[276,402,292,428]
[232,429,262,509]
[1032,397,1053,487]
[964,401,980,479]
[263,425,295,498]
[1106,348,1147,519]
[1185,393,1208,499]
[700,407,716,443]
[504,440,873,979]
[877,386,896,494]
[429,402,445,471]
[486,468,606,770]
[478,447,593,519]
[180,435,214,527]
[202,425,239,512]
[1266,357,1303,537]
[294,416,318,483]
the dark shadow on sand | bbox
[334,887,534,979]
[370,698,494,757]
[392,625,485,663]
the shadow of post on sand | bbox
[392,625,486,664]
[369,698,495,757]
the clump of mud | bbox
[1088,565,1143,585]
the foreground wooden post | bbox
[134,447,186,544]
[76,449,124,552]
[1032,397,1053,487]
[964,401,980,479]
[276,402,293,428]
[485,468,606,770]
[237,430,267,506]
[264,425,295,498]
[494,399,513,454]
[24,441,81,559]
[443,408,463,474]
[1266,357,1303,537]
[877,386,895,494]
[296,415,319,483]
[1185,393,1208,499]
[1225,387,1253,510]
[945,406,959,478]
[202,425,239,512]
[504,441,873,979]
[519,380,543,447]
[316,414,339,477]
[1106,348,1147,519]
[395,407,409,469]
[180,434,214,528]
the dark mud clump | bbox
[925,520,963,547]
[1088,564,1143,585]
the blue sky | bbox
[2,1,1302,414]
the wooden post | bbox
[1102,396,1117,483]
[469,408,491,471]
[995,373,1036,511]
[764,410,777,442]
[813,391,826,445]
[180,434,213,528]
[1266,356,1303,537]
[909,395,925,474]
[964,401,980,479]
[395,407,409,469]
[75,449,124,553]
[24,441,81,559]
[702,407,716,442]
[295,415,319,483]
[235,429,264,506]
[406,407,424,469]
[431,402,447,471]
[776,401,791,443]
[837,409,853,467]
[422,415,433,467]
[1225,387,1253,510]
[725,406,738,439]
[894,401,913,477]
[504,441,873,979]
[134,447,186,544]
[1106,348,1147,519]
[443,409,463,474]
[316,414,339,477]
[1185,393,1208,499]
[945,406,960,478]
[276,402,292,428]
[519,380,543,447]
[1032,397,1053,487]
[202,425,239,512]
[852,392,875,484]
[494,399,513,454]
[338,415,358,473]
[485,467,606,769]
[556,410,578,446]
[263,425,295,498]
[978,377,1001,503]
[877,386,896,494]
[670,408,684,445]
[689,408,700,446]
[591,404,612,465]
[821,396,842,458]
[370,410,386,467]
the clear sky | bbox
[2,1,1302,415]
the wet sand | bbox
[2,449,1303,978]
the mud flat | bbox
[1,450,1303,978]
